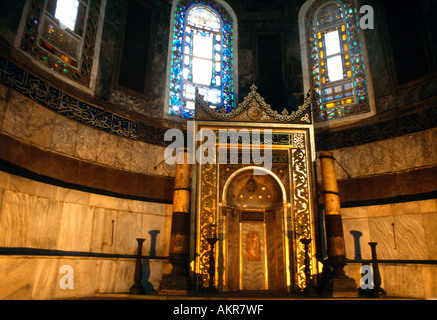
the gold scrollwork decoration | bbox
[291,144,313,292]
[196,84,313,122]
[198,162,218,289]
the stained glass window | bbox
[20,0,98,86]
[305,0,371,122]
[168,0,234,119]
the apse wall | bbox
[0,77,176,299]
[0,0,436,300]
[315,126,437,299]
[310,0,437,299]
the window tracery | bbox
[304,0,372,122]
[19,0,102,87]
[168,0,235,119]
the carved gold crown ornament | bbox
[195,84,313,123]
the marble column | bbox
[319,151,357,297]
[159,150,191,293]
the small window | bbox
[19,0,102,87]
[39,0,89,69]
[168,1,235,119]
[117,0,154,95]
[303,0,372,123]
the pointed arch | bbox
[298,0,375,127]
[165,0,238,120]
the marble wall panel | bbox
[241,222,267,290]
[112,211,139,255]
[30,258,60,300]
[141,214,168,257]
[0,170,11,191]
[369,141,392,175]
[400,265,426,298]
[143,260,165,292]
[56,188,90,206]
[379,136,407,173]
[113,259,135,293]
[393,214,428,260]
[341,206,368,219]
[341,199,436,263]
[142,144,176,177]
[418,199,437,214]
[0,83,176,180]
[144,144,165,175]
[8,172,37,195]
[366,204,393,218]
[2,90,33,140]
[430,129,437,166]
[337,146,358,179]
[421,212,437,260]
[74,123,100,162]
[330,149,346,180]
[161,156,176,178]
[27,103,56,147]
[368,216,398,260]
[130,139,150,174]
[117,197,143,213]
[96,131,119,167]
[89,207,116,253]
[114,136,133,171]
[403,130,433,169]
[57,203,93,252]
[354,143,375,176]
[345,263,437,299]
[0,190,4,220]
[377,264,403,297]
[0,257,36,299]
[0,85,8,125]
[54,258,100,299]
[321,128,436,181]
[143,201,170,217]
[26,197,63,249]
[342,217,372,261]
[34,177,58,200]
[422,266,437,299]
[390,202,420,216]
[94,259,117,293]
[51,115,79,155]
[89,193,122,211]
[0,169,171,299]
[0,256,166,299]
[0,190,36,247]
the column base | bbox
[326,276,358,298]
[158,289,190,296]
[359,287,387,298]
[129,285,145,295]
[158,254,191,292]
[159,273,190,292]
[320,258,358,298]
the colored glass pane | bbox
[305,0,370,122]
[169,0,234,119]
[188,7,220,30]
[326,55,343,81]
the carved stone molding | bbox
[195,84,313,124]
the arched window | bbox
[168,0,236,119]
[300,0,374,124]
[18,0,104,89]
